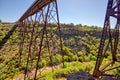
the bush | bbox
[84,56,90,62]
[38,60,46,68]
[53,66,80,78]
[47,54,62,66]
[62,46,73,56]
[77,51,84,57]
[89,55,96,61]
[37,70,53,80]
[71,55,78,61]
[117,69,120,74]
[0,56,4,63]
[53,68,70,78]
[63,56,69,62]
[53,54,62,65]
[78,56,84,62]
[64,55,78,62]
[0,73,6,80]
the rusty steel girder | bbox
[19,0,55,22]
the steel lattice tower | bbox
[93,0,120,78]
[18,0,64,80]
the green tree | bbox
[0,19,2,27]
[0,19,2,23]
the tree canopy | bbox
[0,19,2,23]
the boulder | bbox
[67,71,95,80]
[101,76,118,80]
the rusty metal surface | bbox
[19,0,54,22]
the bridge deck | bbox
[19,0,54,21]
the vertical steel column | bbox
[24,14,38,80]
[18,21,26,65]
[34,4,50,80]
[55,0,64,67]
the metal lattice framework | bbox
[93,0,120,78]
[18,0,64,79]
[18,0,120,79]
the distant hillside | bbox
[1,23,119,80]
[60,23,102,38]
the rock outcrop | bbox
[67,71,95,80]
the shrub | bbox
[89,55,96,61]
[117,69,120,74]
[0,56,4,63]
[53,68,69,78]
[53,54,62,64]
[0,73,6,80]
[38,60,46,68]
[77,51,84,57]
[84,56,90,62]
[37,70,53,80]
[78,56,84,62]
[53,67,80,78]
[62,46,73,56]
[47,54,62,66]
[71,55,78,61]
[63,56,69,62]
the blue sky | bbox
[0,0,108,27]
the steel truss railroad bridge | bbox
[15,0,120,79]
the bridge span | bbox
[18,0,120,79]
[0,0,120,80]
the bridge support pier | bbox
[18,0,64,80]
[93,0,120,78]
